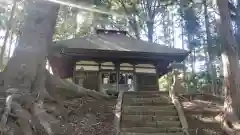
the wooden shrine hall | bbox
[49,29,189,94]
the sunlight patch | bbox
[198,117,215,123]
[46,60,53,75]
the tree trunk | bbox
[119,0,140,39]
[0,0,60,134]
[235,0,240,52]
[147,20,154,43]
[187,34,195,74]
[192,49,196,74]
[172,12,175,48]
[162,9,171,47]
[7,30,14,59]
[0,0,17,68]
[3,0,59,91]
[203,0,217,94]
[0,1,110,133]
[181,18,187,91]
[217,0,240,119]
[130,16,140,39]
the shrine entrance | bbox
[98,62,135,94]
[73,60,161,94]
[101,70,117,94]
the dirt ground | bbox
[41,92,227,135]
[40,95,116,135]
[64,97,116,135]
[179,94,227,135]
[59,93,226,135]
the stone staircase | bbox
[119,91,186,135]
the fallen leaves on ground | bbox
[180,94,226,135]
[64,97,116,135]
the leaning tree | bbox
[216,0,240,134]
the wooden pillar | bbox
[133,64,137,91]
[72,63,77,84]
[156,67,160,91]
[98,62,102,92]
[155,63,160,91]
[72,65,75,83]
[115,62,120,92]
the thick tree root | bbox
[0,87,61,135]
[215,112,240,135]
[46,72,110,100]
[33,101,59,135]
[0,95,13,134]
[0,72,112,135]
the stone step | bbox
[124,91,163,94]
[121,115,179,122]
[124,94,169,99]
[138,88,159,91]
[122,105,176,113]
[120,132,185,135]
[124,92,168,98]
[122,102,171,106]
[124,91,167,95]
[121,127,183,133]
[122,98,171,106]
[122,109,178,116]
[121,121,181,128]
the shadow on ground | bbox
[180,94,227,135]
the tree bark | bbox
[0,0,60,134]
[0,0,17,68]
[181,18,186,87]
[192,49,196,74]
[203,0,217,94]
[3,0,59,91]
[0,1,110,133]
[147,20,154,43]
[129,16,140,39]
[235,0,240,53]
[187,34,195,74]
[217,0,240,119]
[7,30,14,59]
[0,0,111,133]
